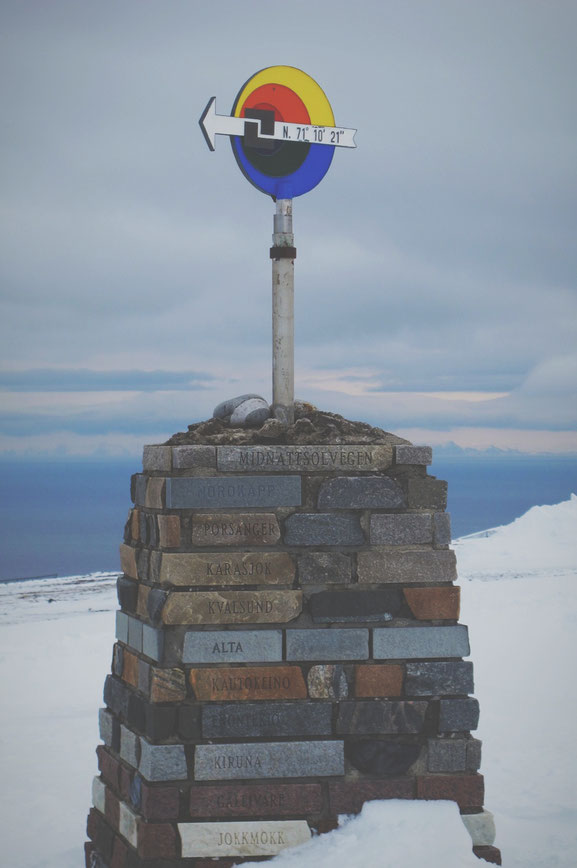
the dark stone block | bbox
[329,779,415,813]
[309,589,404,623]
[147,514,159,548]
[189,782,323,818]
[130,773,142,811]
[346,741,421,775]
[149,549,162,583]
[284,513,365,546]
[202,701,332,739]
[177,705,202,741]
[406,477,448,510]
[147,589,168,625]
[473,845,502,865]
[317,476,405,509]
[117,577,138,613]
[112,644,124,678]
[337,700,428,734]
[298,552,352,584]
[127,693,146,733]
[405,662,474,696]
[136,547,150,582]
[146,705,178,741]
[103,675,129,720]
[139,511,149,545]
[439,698,480,732]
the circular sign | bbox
[231,66,335,199]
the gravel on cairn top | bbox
[165,404,410,447]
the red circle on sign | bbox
[240,83,311,125]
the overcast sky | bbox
[1,0,576,456]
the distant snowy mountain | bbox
[0,498,575,867]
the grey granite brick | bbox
[395,445,433,465]
[427,738,467,772]
[142,445,172,471]
[357,549,457,584]
[373,625,470,660]
[439,698,480,732]
[286,628,369,661]
[317,476,405,509]
[195,741,344,780]
[127,616,143,653]
[284,513,364,546]
[139,740,188,781]
[183,629,283,664]
[142,624,164,663]
[98,708,117,748]
[115,611,129,644]
[172,445,216,470]
[433,512,452,546]
[467,738,483,771]
[369,514,433,545]
[298,552,352,584]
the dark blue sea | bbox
[0,455,576,582]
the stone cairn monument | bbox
[85,403,501,867]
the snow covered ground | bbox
[0,496,576,868]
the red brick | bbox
[105,789,120,829]
[84,841,94,868]
[189,783,323,818]
[86,808,115,861]
[137,822,178,859]
[354,664,404,697]
[417,774,484,809]
[119,765,133,802]
[97,745,120,792]
[158,514,181,548]
[329,779,415,814]
[474,845,502,864]
[110,835,129,868]
[404,586,460,620]
[140,781,180,821]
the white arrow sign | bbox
[199,97,356,152]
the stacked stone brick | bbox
[86,438,501,866]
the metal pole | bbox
[271,198,295,425]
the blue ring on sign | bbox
[231,137,335,199]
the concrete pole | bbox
[271,198,295,426]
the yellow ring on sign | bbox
[233,65,335,126]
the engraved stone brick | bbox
[143,445,172,472]
[405,661,474,696]
[145,477,165,509]
[149,667,187,702]
[194,741,345,781]
[139,740,188,782]
[369,513,432,545]
[202,701,332,738]
[162,590,302,626]
[157,514,181,548]
[318,476,405,509]
[427,738,467,772]
[178,819,311,858]
[357,549,457,584]
[337,700,427,734]
[160,552,295,587]
[142,624,164,662]
[307,664,349,699]
[439,698,480,731]
[189,783,323,818]
[116,611,129,644]
[172,444,216,470]
[395,445,433,465]
[309,589,403,623]
[403,587,460,620]
[433,512,452,546]
[166,475,301,508]
[190,666,307,701]
[119,544,138,580]
[354,664,404,697]
[373,625,470,659]
[120,724,140,768]
[407,477,447,510]
[417,773,484,809]
[286,628,369,661]
[328,779,415,813]
[183,630,283,664]
[298,552,352,584]
[347,741,421,775]
[284,514,364,546]
[192,514,281,547]
[217,444,393,473]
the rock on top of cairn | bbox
[213,395,271,428]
